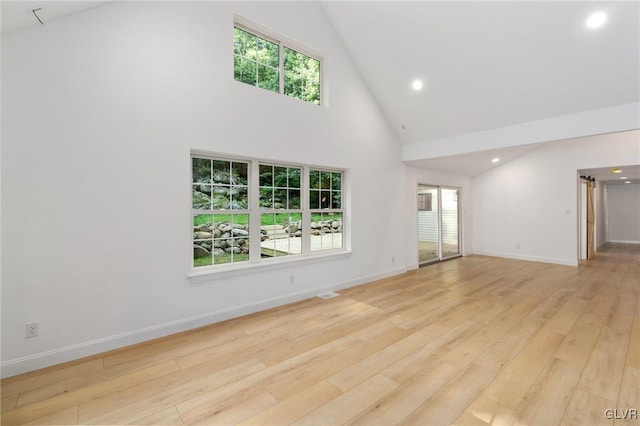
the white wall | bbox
[473,131,640,266]
[1,2,406,377]
[405,167,472,270]
[607,183,640,243]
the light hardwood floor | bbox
[2,243,639,425]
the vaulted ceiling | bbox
[3,1,639,175]
[321,1,639,146]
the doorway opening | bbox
[417,184,461,265]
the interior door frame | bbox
[578,175,597,262]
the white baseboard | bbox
[607,239,640,244]
[1,266,407,378]
[473,251,579,267]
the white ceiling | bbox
[1,0,112,34]
[2,1,638,178]
[321,1,640,146]
[405,142,543,176]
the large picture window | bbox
[191,153,345,271]
[233,23,321,105]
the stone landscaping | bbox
[193,219,343,258]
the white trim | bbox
[0,266,406,378]
[607,239,640,244]
[189,250,352,283]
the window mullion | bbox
[302,167,310,255]
[279,42,284,95]
[249,161,261,263]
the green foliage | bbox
[284,47,320,104]
[259,165,301,209]
[233,27,320,105]
[309,170,342,209]
[234,28,279,93]
[192,158,249,210]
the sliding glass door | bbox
[418,184,461,265]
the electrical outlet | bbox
[391,256,395,263]
[289,274,295,285]
[25,322,39,338]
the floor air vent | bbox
[317,291,340,299]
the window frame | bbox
[309,168,344,253]
[233,16,324,106]
[190,150,349,280]
[191,156,252,268]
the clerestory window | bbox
[233,22,321,105]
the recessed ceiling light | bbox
[624,181,631,184]
[611,168,622,173]
[586,11,607,29]
[492,158,500,163]
[412,80,424,91]
[620,176,627,179]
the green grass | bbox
[193,252,249,267]
[193,213,341,227]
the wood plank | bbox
[561,388,614,426]
[292,374,398,425]
[1,394,19,413]
[508,358,583,425]
[474,316,545,372]
[184,391,277,425]
[616,366,639,425]
[238,381,342,426]
[327,322,449,391]
[543,292,589,336]
[481,328,565,409]
[16,357,178,408]
[578,326,629,402]
[174,335,358,424]
[1,359,104,399]
[401,363,497,425]
[266,327,407,401]
[554,311,609,368]
[453,395,514,426]
[625,306,640,369]
[381,319,478,382]
[79,358,266,424]
[2,360,180,426]
[351,361,460,425]
[132,406,184,425]
[605,292,637,332]
[23,405,78,425]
